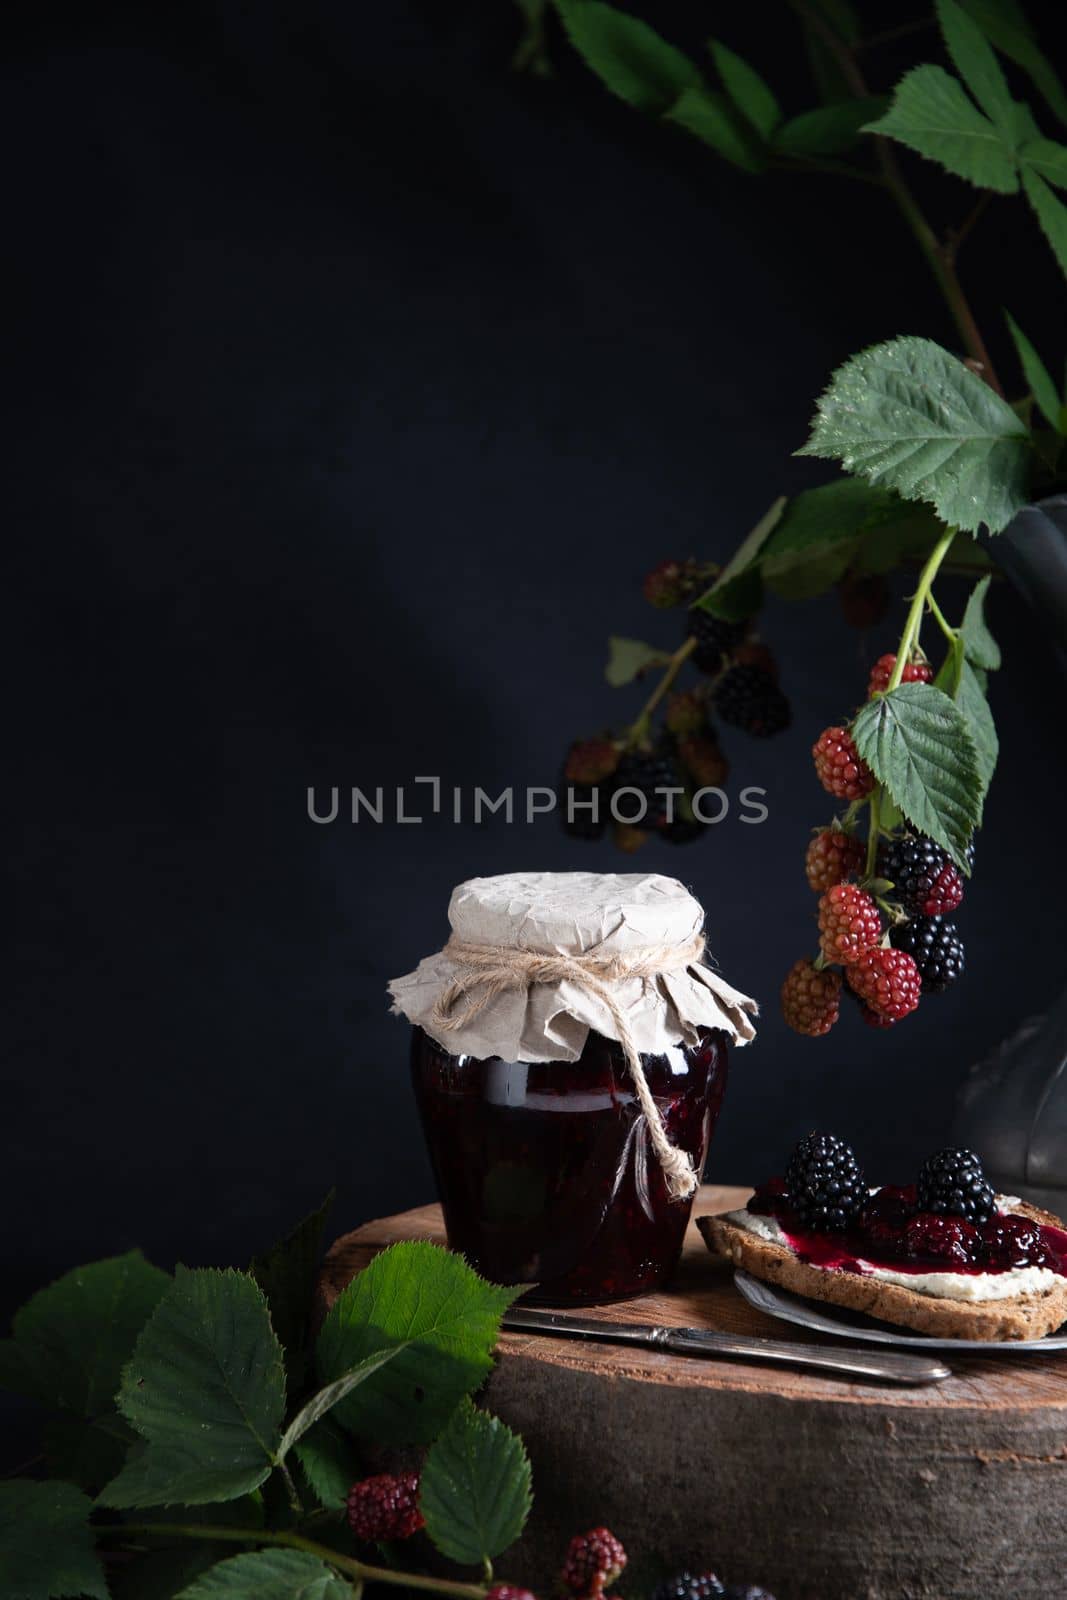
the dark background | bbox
[6,0,1065,1339]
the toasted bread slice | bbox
[699,1201,1067,1342]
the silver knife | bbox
[502,1305,951,1385]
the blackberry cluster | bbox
[917,1148,996,1223]
[786,1132,867,1231]
[649,1573,725,1600]
[613,747,681,828]
[713,664,791,737]
[688,608,748,671]
[890,916,964,993]
[561,1528,627,1596]
[346,1473,424,1542]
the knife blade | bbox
[502,1305,950,1385]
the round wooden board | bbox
[318,1186,1067,1600]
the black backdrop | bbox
[6,1,1065,1337]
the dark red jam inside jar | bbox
[411,1023,728,1304]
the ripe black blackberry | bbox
[879,834,965,917]
[786,1132,866,1231]
[917,1148,996,1223]
[613,747,682,828]
[559,782,605,840]
[890,917,965,993]
[713,664,791,737]
[687,608,748,672]
[649,1573,726,1600]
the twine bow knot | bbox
[429,931,708,1200]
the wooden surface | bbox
[319,1187,1067,1600]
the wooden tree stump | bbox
[317,1187,1067,1600]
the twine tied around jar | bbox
[429,931,708,1200]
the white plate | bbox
[734,1268,1067,1352]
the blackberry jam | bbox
[411,1024,728,1304]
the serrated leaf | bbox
[605,636,669,687]
[798,336,1031,534]
[761,479,904,569]
[0,1251,169,1417]
[174,1549,350,1600]
[665,87,766,172]
[0,1481,107,1600]
[709,40,780,139]
[957,0,1067,126]
[1004,311,1062,432]
[293,1417,362,1511]
[863,65,1019,192]
[420,1400,532,1567]
[763,538,858,599]
[960,574,1002,668]
[276,1348,401,1463]
[693,495,784,619]
[775,99,887,157]
[112,1501,266,1600]
[100,1268,286,1508]
[1020,137,1067,187]
[1022,164,1067,277]
[936,0,1016,131]
[849,508,957,576]
[957,657,999,809]
[851,682,982,866]
[316,1241,519,1444]
[554,1,702,113]
[251,1191,334,1388]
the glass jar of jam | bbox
[410,1023,729,1303]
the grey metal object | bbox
[952,496,1067,1207]
[502,1304,951,1383]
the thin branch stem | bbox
[627,634,697,745]
[790,1,1004,394]
[946,193,993,262]
[857,20,937,51]
[865,788,882,879]
[99,1524,489,1599]
[926,589,957,644]
[887,526,958,692]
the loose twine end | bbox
[429,931,707,1201]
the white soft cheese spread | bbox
[724,1205,1060,1303]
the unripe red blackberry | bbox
[561,1528,627,1596]
[817,883,882,964]
[487,1587,538,1600]
[664,688,708,736]
[564,738,619,786]
[867,653,933,698]
[845,947,921,1022]
[812,726,874,801]
[780,959,841,1037]
[804,828,864,893]
[346,1473,424,1542]
[678,733,729,789]
[643,558,689,608]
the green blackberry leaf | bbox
[665,88,766,171]
[174,1550,350,1599]
[709,41,780,139]
[957,658,999,812]
[851,682,982,867]
[957,0,1067,126]
[936,0,1016,131]
[43,1411,136,1496]
[960,575,1001,669]
[100,1268,286,1508]
[605,636,670,686]
[251,1190,334,1388]
[798,336,1031,534]
[863,66,1018,192]
[316,1241,519,1444]
[276,1348,401,1464]
[1022,165,1067,277]
[420,1400,532,1567]
[0,1251,169,1417]
[933,633,966,700]
[693,495,783,619]
[0,1481,107,1600]
[293,1417,362,1511]
[774,98,887,156]
[1005,311,1064,431]
[1020,138,1067,186]
[554,1,702,113]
